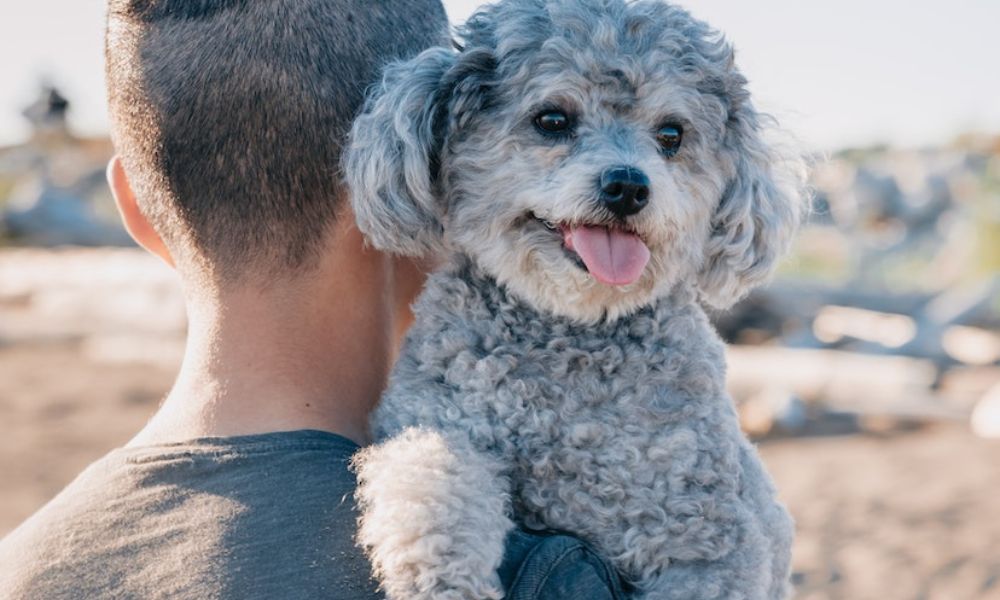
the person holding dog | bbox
[0,1,624,598]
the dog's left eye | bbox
[656,124,683,157]
[534,110,572,135]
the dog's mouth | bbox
[530,213,651,286]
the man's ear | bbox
[342,47,459,258]
[107,156,174,267]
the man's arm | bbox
[499,530,628,600]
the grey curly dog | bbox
[343,0,806,598]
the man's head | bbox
[105,0,449,284]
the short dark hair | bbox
[105,0,449,280]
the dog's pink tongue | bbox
[564,225,650,286]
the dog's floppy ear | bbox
[343,48,457,257]
[697,86,806,310]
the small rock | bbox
[971,382,1000,439]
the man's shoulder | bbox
[0,430,382,600]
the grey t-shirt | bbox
[0,430,381,600]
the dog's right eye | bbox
[656,124,683,157]
[534,110,572,135]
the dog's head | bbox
[344,0,805,322]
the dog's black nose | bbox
[599,166,650,217]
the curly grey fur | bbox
[346,0,802,598]
[360,267,792,598]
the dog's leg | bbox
[637,442,793,600]
[353,427,513,600]
[635,531,772,600]
[735,440,794,600]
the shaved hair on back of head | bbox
[105,0,449,282]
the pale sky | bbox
[1,0,998,151]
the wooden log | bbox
[726,346,965,422]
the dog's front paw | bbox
[353,428,513,600]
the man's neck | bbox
[129,225,417,448]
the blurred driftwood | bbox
[0,249,185,368]
[727,346,937,406]
[719,277,1000,437]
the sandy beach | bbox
[2,249,999,599]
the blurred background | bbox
[1,1,998,598]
